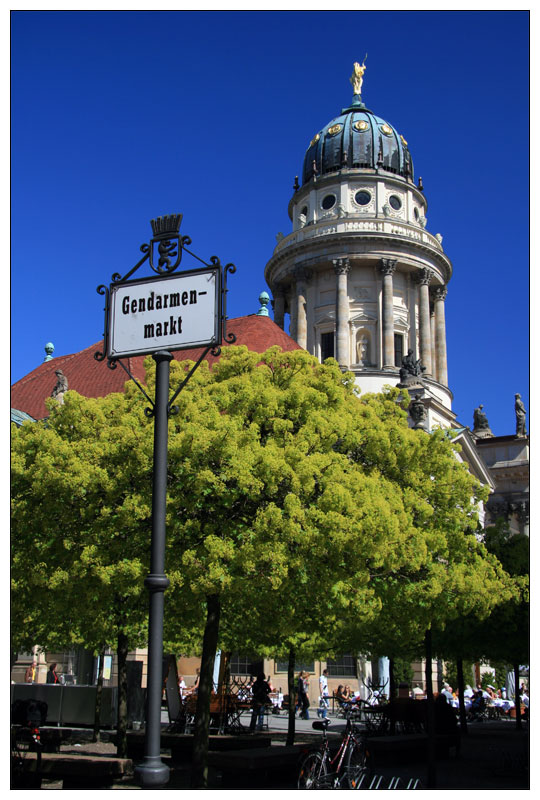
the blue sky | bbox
[11,9,529,436]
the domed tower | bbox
[265,63,455,429]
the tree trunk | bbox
[456,657,468,735]
[389,658,396,735]
[513,663,522,730]
[191,594,221,788]
[286,649,296,747]
[424,629,436,788]
[92,647,106,743]
[116,633,129,758]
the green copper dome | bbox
[302,97,414,185]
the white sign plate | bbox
[108,267,220,359]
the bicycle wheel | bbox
[345,741,368,789]
[297,751,327,789]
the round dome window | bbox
[355,190,371,206]
[389,195,402,210]
[321,194,336,210]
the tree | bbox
[11,387,156,756]
[161,348,429,781]
[11,346,517,783]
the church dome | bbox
[302,98,414,185]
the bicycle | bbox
[297,711,369,789]
[11,699,46,788]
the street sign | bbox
[107,266,221,360]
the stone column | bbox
[288,289,297,341]
[430,309,437,380]
[293,267,311,349]
[432,285,448,386]
[414,268,433,377]
[333,257,351,368]
[379,258,397,369]
[272,287,285,330]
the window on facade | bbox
[230,654,264,676]
[321,331,335,361]
[326,655,357,677]
[354,190,371,206]
[275,660,315,673]
[321,194,336,210]
[394,333,404,368]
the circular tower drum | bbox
[265,65,455,430]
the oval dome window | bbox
[321,194,336,210]
[355,190,371,206]
[389,195,402,210]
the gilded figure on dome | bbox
[350,57,367,95]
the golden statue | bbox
[350,56,367,95]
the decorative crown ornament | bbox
[149,214,183,274]
[150,214,183,240]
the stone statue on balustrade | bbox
[397,349,426,387]
[515,393,527,438]
[472,404,493,439]
[51,369,68,405]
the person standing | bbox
[318,669,329,719]
[25,661,37,683]
[298,671,310,720]
[178,675,187,699]
[46,662,59,684]
[249,673,271,732]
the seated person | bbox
[335,684,351,709]
[440,683,453,703]
[469,690,485,717]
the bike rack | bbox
[354,773,422,790]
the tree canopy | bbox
[12,346,516,664]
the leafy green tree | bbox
[161,348,426,781]
[11,387,156,756]
[11,345,518,784]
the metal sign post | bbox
[95,216,235,788]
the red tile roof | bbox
[11,315,300,421]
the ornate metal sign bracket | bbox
[94,214,236,408]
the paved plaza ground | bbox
[29,710,530,791]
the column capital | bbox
[413,267,434,286]
[269,282,286,298]
[431,284,448,301]
[293,266,312,284]
[332,257,351,275]
[379,258,397,276]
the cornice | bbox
[265,229,452,285]
[265,237,452,288]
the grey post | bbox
[134,350,172,787]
